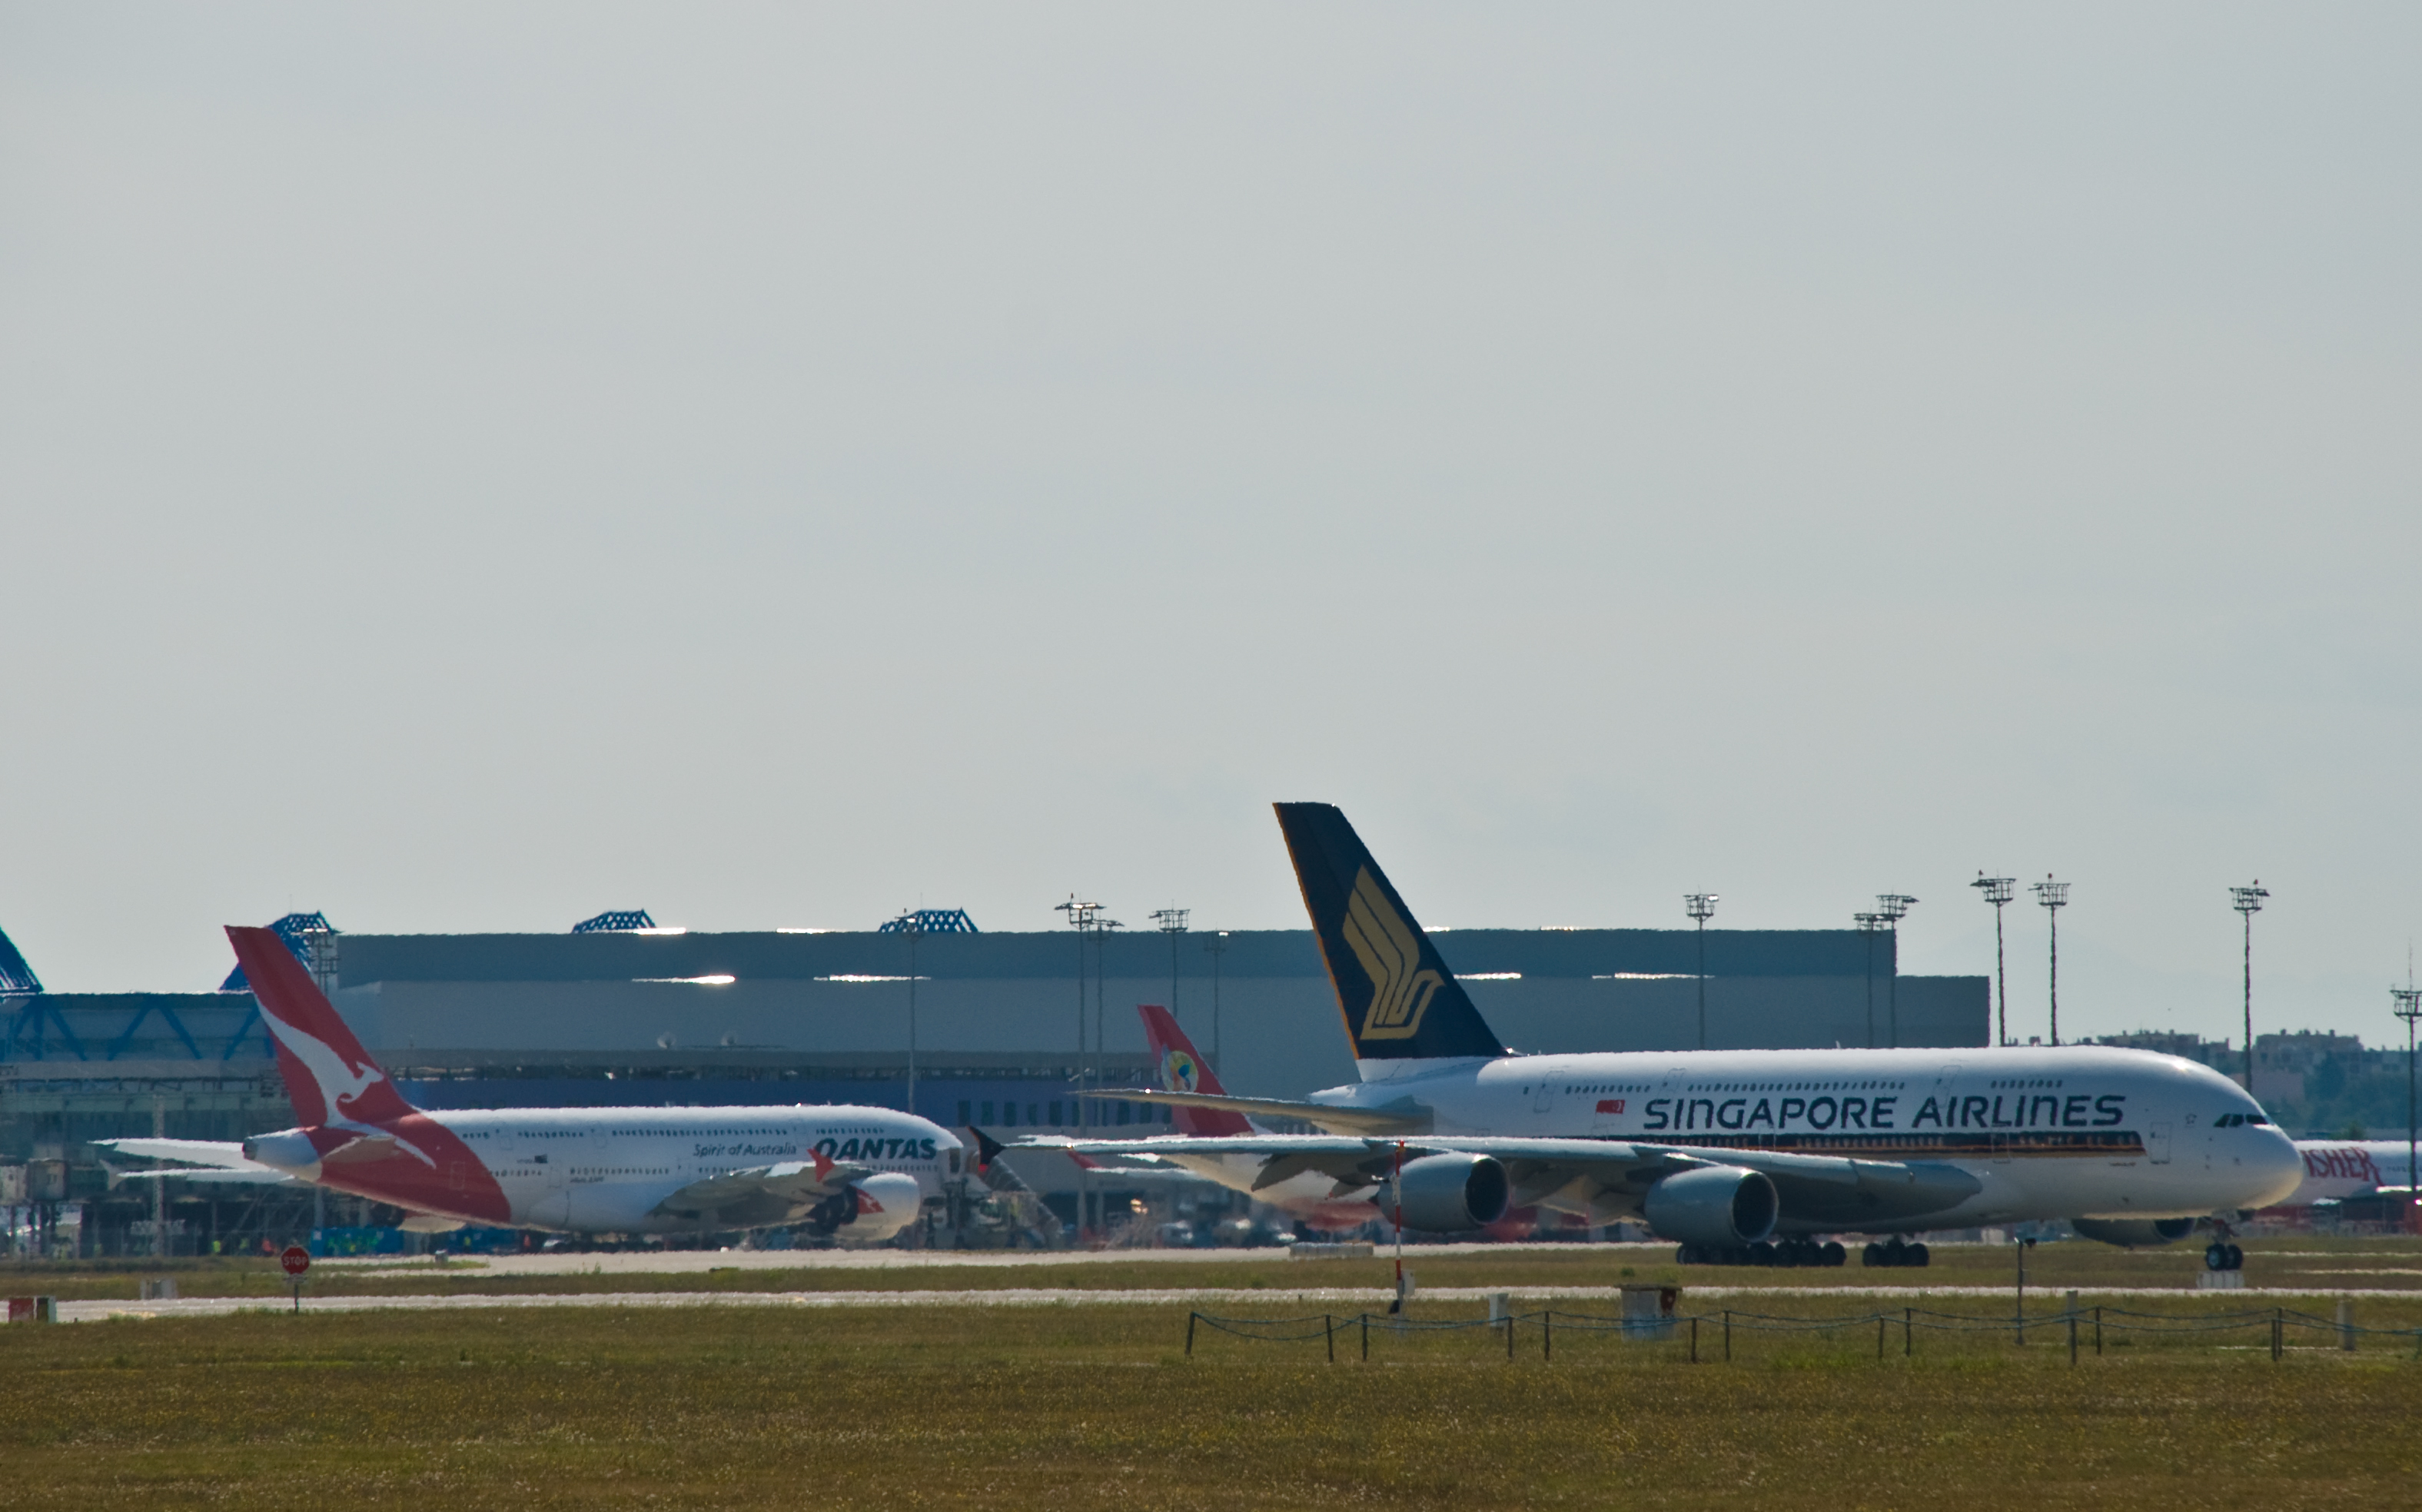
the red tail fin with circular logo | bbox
[1136,1003,1253,1137]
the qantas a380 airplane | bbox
[173,926,962,1243]
[1031,803,2304,1268]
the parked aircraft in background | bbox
[200,925,958,1242]
[1031,803,2306,1269]
[2279,1139,2422,1206]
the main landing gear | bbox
[1862,1238,1931,1268]
[2204,1242,2245,1271]
[1676,1239,1847,1268]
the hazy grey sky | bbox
[4,5,2416,1048]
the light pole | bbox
[2031,877,2068,1046]
[1854,913,1888,1049]
[1054,896,1099,1238]
[1877,894,1917,1049]
[1685,894,1719,1049]
[2231,883,2268,1093]
[1972,876,2016,1046]
[1150,908,1189,1028]
[892,909,925,1118]
[1203,931,1229,1072]
[2393,986,2421,1200]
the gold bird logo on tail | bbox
[1342,866,1444,1041]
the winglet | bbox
[969,1126,1007,1173]
[225,925,417,1128]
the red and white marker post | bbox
[281,1244,310,1314]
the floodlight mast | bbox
[1150,908,1190,1030]
[1853,913,1889,1049]
[2231,883,2269,1092]
[1972,876,2016,1046]
[1877,895,1917,1049]
[892,909,925,1118]
[1202,931,1230,1072]
[1685,894,1719,1049]
[2031,877,2069,1046]
[2393,986,2422,1200]
[1055,896,1101,1238]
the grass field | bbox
[8,1234,2422,1301]
[4,1286,2420,1509]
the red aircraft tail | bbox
[226,925,417,1129]
[1136,1004,1253,1137]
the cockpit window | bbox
[2216,1112,2269,1128]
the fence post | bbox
[1185,1313,1197,1359]
[1361,1312,1369,1362]
[1506,1311,1515,1361]
[2338,1298,2355,1352]
[1877,1315,1886,1361]
[2271,1309,2283,1363]
[2095,1305,2103,1357]
[1723,1310,1732,1362]
[2068,1309,2078,1367]
[1690,1316,1699,1364]
[1543,1309,1552,1363]
[1326,1314,1335,1364]
[1904,1307,1912,1358]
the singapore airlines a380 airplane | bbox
[138,926,962,1244]
[1030,803,2305,1268]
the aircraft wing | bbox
[1078,1089,1429,1135]
[649,1159,866,1227]
[94,1138,296,1185]
[1028,1134,1978,1224]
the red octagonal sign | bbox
[281,1244,311,1277]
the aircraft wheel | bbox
[1750,1241,1776,1267]
[2226,1244,2245,1271]
[2204,1243,2230,1272]
[1823,1241,1847,1268]
[1906,1242,1930,1268]
[1862,1242,1885,1268]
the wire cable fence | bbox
[1184,1302,2422,1366]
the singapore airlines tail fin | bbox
[224,925,417,1128]
[1274,803,1508,1074]
[1136,1004,1253,1136]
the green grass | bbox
[8,1234,2421,1301]
[2,1297,2419,1508]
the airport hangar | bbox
[4,909,1982,1161]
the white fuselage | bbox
[433,1105,955,1234]
[1311,1045,2302,1231]
[2281,1140,2422,1206]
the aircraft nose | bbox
[2243,1127,2304,1209]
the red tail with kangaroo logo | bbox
[228,926,510,1223]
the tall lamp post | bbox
[2393,986,2422,1201]
[1150,908,1190,1028]
[1054,897,1100,1238]
[1877,895,1917,1049]
[2231,883,2268,1093]
[1202,931,1230,1073]
[1685,894,1719,1049]
[892,909,925,1118]
[2031,877,2068,1046]
[1854,913,1888,1049]
[1972,876,2016,1047]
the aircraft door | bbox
[2146,1122,2174,1165]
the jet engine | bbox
[1643,1166,1779,1248]
[813,1171,925,1245]
[1374,1153,1510,1233]
[2071,1217,2195,1249]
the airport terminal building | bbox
[3,912,1983,1160]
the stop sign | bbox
[280,1244,311,1277]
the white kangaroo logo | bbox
[260,1012,437,1169]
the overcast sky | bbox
[3,5,2416,1048]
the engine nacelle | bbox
[2071,1217,2196,1249]
[1643,1166,1779,1248]
[830,1171,925,1245]
[1377,1154,1510,1233]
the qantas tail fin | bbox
[1136,1004,1253,1135]
[225,925,417,1128]
[1273,803,1508,1072]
